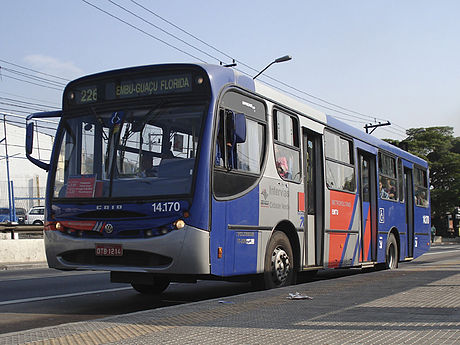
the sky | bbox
[1,0,460,140]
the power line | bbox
[129,0,236,64]
[0,58,70,82]
[0,107,30,115]
[2,117,57,131]
[1,74,63,91]
[0,97,60,110]
[108,0,222,64]
[0,101,51,112]
[0,90,60,108]
[0,111,60,126]
[127,0,398,126]
[1,67,66,88]
[89,0,408,135]
[81,0,207,63]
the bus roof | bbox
[204,63,427,168]
[63,62,427,168]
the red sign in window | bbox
[66,175,96,198]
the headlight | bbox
[173,219,185,229]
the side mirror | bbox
[25,111,62,171]
[26,122,34,155]
[26,122,50,171]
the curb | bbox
[0,262,48,271]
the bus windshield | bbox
[52,102,206,199]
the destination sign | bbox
[71,74,193,105]
[73,85,98,105]
[109,74,192,99]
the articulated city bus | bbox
[26,63,431,293]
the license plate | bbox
[95,244,123,256]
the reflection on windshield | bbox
[53,103,205,199]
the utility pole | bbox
[36,175,40,206]
[364,121,391,135]
[1,115,16,222]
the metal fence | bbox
[0,180,45,222]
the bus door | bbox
[404,167,414,258]
[358,151,377,262]
[302,130,323,267]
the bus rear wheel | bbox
[264,231,295,289]
[385,234,398,269]
[131,277,170,294]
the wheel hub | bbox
[271,246,290,285]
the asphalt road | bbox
[0,243,458,335]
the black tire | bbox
[33,220,43,225]
[131,277,170,294]
[385,233,398,269]
[264,231,296,289]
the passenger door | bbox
[302,130,323,267]
[358,151,377,262]
[404,167,414,258]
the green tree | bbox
[396,127,460,229]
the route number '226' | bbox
[152,202,181,213]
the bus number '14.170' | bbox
[152,202,181,213]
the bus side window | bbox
[414,167,428,207]
[273,110,301,182]
[213,91,267,198]
[378,152,398,201]
[215,110,225,167]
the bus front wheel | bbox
[131,277,170,294]
[385,234,398,269]
[264,231,295,289]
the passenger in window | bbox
[386,179,396,199]
[275,146,290,178]
[379,181,389,199]
[421,191,428,206]
[416,190,428,207]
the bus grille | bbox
[60,249,172,268]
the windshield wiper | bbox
[107,111,126,197]
[90,107,108,141]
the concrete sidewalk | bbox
[1,253,459,345]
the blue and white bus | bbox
[26,63,431,293]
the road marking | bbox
[0,270,107,282]
[0,287,132,306]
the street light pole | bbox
[253,55,292,80]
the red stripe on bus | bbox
[298,192,305,212]
[328,232,347,268]
[329,191,356,230]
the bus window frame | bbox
[212,89,268,199]
[324,129,356,194]
[50,96,210,203]
[414,165,429,208]
[398,158,405,203]
[273,108,302,183]
[378,151,399,202]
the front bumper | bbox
[44,225,210,274]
